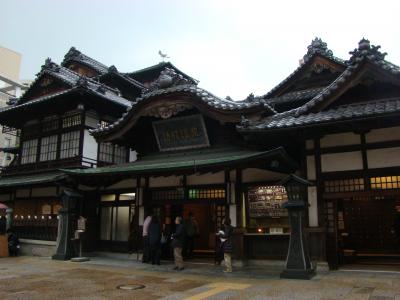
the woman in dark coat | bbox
[217,218,233,272]
[148,215,162,265]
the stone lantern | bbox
[280,174,315,279]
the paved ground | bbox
[0,256,400,299]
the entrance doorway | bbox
[152,202,226,257]
[333,195,400,266]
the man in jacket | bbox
[171,216,185,270]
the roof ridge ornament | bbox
[347,38,387,65]
[64,46,82,61]
[146,67,192,92]
[303,37,333,63]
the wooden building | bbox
[0,38,399,269]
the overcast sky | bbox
[1,0,400,99]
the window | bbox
[151,189,184,201]
[188,188,226,200]
[371,176,400,189]
[62,114,81,128]
[60,131,80,159]
[99,143,127,164]
[114,145,127,164]
[99,143,113,163]
[21,139,38,164]
[324,178,364,193]
[40,135,58,161]
[42,116,59,132]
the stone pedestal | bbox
[280,201,315,279]
[52,188,81,260]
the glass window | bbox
[21,139,38,164]
[101,194,116,202]
[324,178,364,193]
[114,145,127,164]
[62,114,81,128]
[371,175,400,189]
[188,188,225,200]
[100,207,112,240]
[99,143,113,163]
[60,131,80,159]
[40,135,58,161]
[119,193,135,201]
[114,207,130,241]
[42,116,59,132]
[99,143,127,164]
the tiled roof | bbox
[264,87,324,106]
[91,67,276,136]
[91,85,276,136]
[239,39,400,131]
[240,97,400,130]
[262,38,345,99]
[62,47,109,74]
[61,146,297,176]
[126,61,198,84]
[0,171,66,187]
[104,65,145,90]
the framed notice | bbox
[248,186,288,218]
[152,114,210,151]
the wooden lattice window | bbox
[151,189,185,201]
[324,178,365,193]
[188,188,226,200]
[60,131,80,159]
[40,135,58,161]
[42,116,59,132]
[62,114,81,128]
[371,176,400,189]
[21,139,38,164]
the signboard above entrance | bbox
[152,114,210,151]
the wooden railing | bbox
[13,216,58,241]
[1,156,97,175]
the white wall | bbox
[15,189,30,198]
[307,186,318,227]
[129,150,137,162]
[149,176,181,188]
[31,187,57,197]
[366,126,400,143]
[306,155,316,180]
[320,132,360,148]
[106,179,137,190]
[242,168,284,183]
[82,129,98,163]
[368,147,400,169]
[187,171,225,185]
[85,111,99,128]
[321,151,363,172]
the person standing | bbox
[184,212,199,258]
[7,228,20,257]
[149,215,162,265]
[142,213,152,263]
[393,206,400,252]
[216,218,234,273]
[171,216,185,270]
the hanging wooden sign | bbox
[152,114,210,151]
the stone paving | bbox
[0,256,400,299]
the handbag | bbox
[161,233,167,244]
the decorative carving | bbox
[246,93,255,101]
[145,103,192,119]
[64,46,82,62]
[108,65,118,72]
[76,76,88,88]
[225,96,233,101]
[146,67,192,92]
[240,115,250,128]
[303,38,333,63]
[347,38,387,65]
